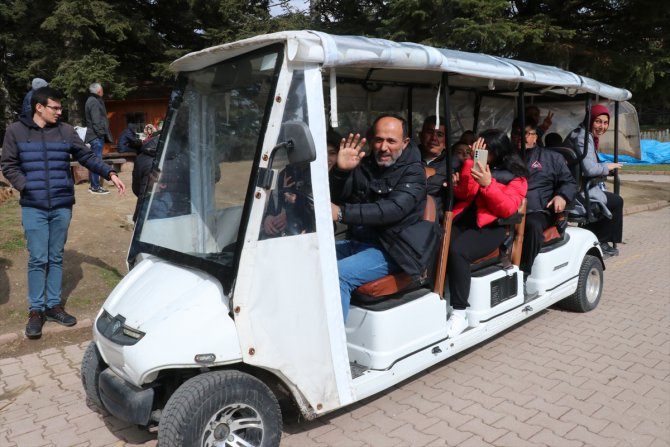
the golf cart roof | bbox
[170,30,632,102]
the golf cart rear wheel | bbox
[557,254,603,312]
[80,341,107,413]
[158,370,282,447]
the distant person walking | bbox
[20,78,48,118]
[1,86,126,339]
[84,82,113,194]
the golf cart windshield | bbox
[130,45,283,289]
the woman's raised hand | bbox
[337,133,367,171]
[471,137,487,151]
[471,162,492,187]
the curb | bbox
[1,201,668,346]
[623,200,670,216]
[0,318,92,346]
[620,171,670,176]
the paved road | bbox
[619,173,670,183]
[1,208,669,447]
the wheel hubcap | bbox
[203,403,264,447]
[585,267,601,303]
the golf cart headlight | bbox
[122,326,144,340]
[96,310,145,346]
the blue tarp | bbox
[599,140,670,164]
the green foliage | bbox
[0,0,666,132]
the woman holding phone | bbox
[446,129,529,338]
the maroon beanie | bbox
[590,104,610,123]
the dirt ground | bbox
[0,169,136,357]
[0,168,668,359]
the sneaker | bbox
[88,186,110,195]
[25,310,45,339]
[446,311,469,339]
[600,242,619,258]
[45,305,77,326]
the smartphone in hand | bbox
[473,149,488,172]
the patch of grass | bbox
[0,232,25,251]
[0,309,24,324]
[622,164,670,172]
[0,199,24,252]
[99,266,124,289]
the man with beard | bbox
[329,115,441,321]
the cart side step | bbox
[350,362,369,379]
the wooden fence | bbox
[641,129,670,142]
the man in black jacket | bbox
[330,115,441,321]
[519,119,577,281]
[84,82,114,194]
[1,87,126,339]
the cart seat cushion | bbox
[543,226,561,244]
[355,272,414,297]
[471,248,500,265]
[352,195,437,299]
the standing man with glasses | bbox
[1,86,126,339]
[515,118,576,291]
[84,82,114,194]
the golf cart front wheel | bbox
[80,341,107,414]
[557,254,603,312]
[158,370,282,447]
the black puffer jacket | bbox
[525,145,577,213]
[330,142,442,280]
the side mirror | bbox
[257,121,316,189]
[282,121,317,165]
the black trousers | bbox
[585,191,624,243]
[520,212,552,275]
[448,209,506,310]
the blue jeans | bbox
[336,240,399,321]
[89,137,104,189]
[22,206,72,311]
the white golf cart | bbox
[81,31,638,446]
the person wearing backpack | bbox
[0,87,126,340]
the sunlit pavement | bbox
[1,207,668,447]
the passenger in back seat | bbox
[563,104,624,257]
[516,119,577,285]
[416,116,467,221]
[446,129,528,338]
[330,115,442,321]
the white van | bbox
[81,31,638,447]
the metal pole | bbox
[614,101,620,195]
[443,73,453,211]
[473,93,481,134]
[408,87,413,137]
[518,84,526,157]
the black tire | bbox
[158,370,282,447]
[80,341,107,413]
[557,254,603,312]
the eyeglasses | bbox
[525,131,537,136]
[45,105,63,112]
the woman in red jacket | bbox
[447,129,529,338]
